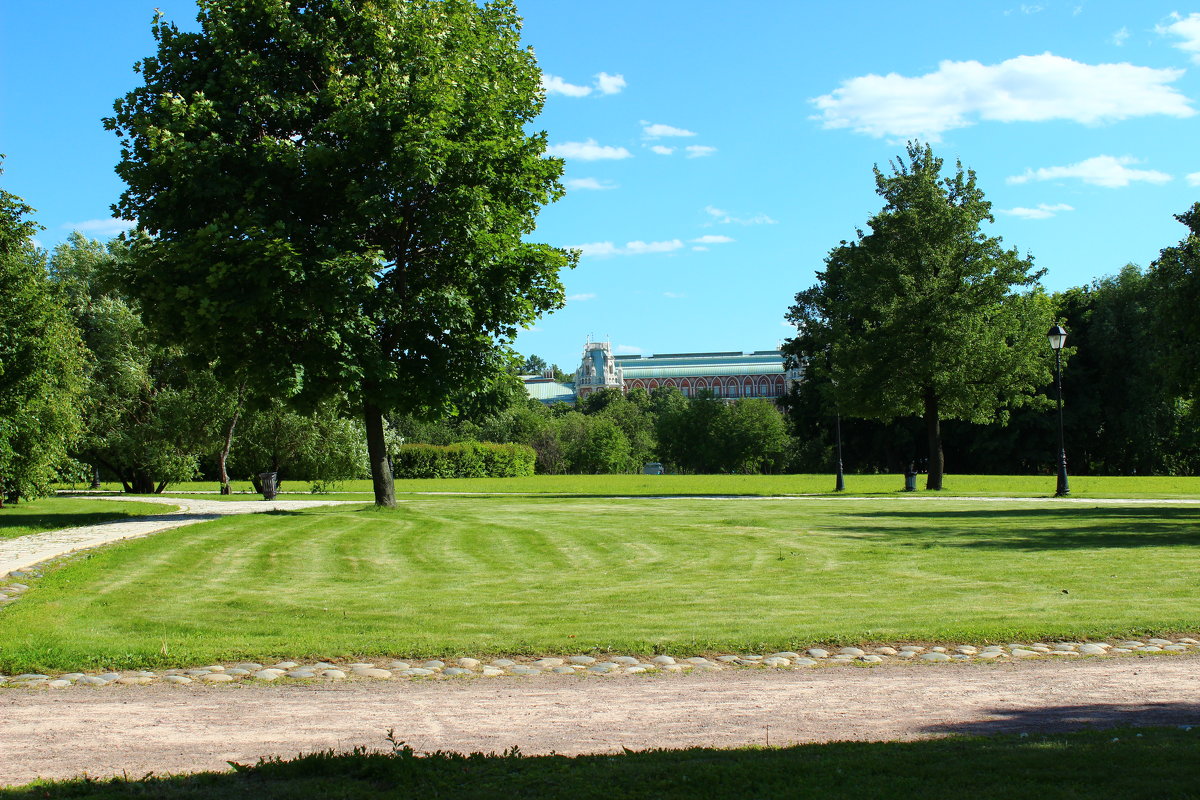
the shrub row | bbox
[391,442,536,479]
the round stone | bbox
[13,674,50,681]
[1139,646,1163,652]
[793,657,818,666]
[896,651,917,659]
[955,646,977,655]
[311,662,336,670]
[201,673,234,683]
[951,654,971,660]
[233,663,264,671]
[421,660,445,670]
[838,647,865,657]
[202,665,226,672]
[352,668,393,679]
[612,656,640,665]
[717,655,741,663]
[286,670,316,679]
[1178,638,1199,645]
[651,655,676,665]
[253,670,281,681]
[481,667,504,677]
[1164,645,1188,652]
[77,676,109,686]
[492,659,517,668]
[874,647,898,656]
[225,668,251,677]
[919,652,951,662]
[1111,647,1134,654]
[898,646,924,653]
[116,676,154,685]
[509,666,540,676]
[186,669,212,677]
[1011,649,1040,658]
[568,656,596,665]
[1147,638,1172,646]
[1118,642,1145,649]
[533,658,564,668]
[347,663,377,670]
[684,657,714,666]
[388,661,411,670]
[978,651,1004,659]
[551,666,576,674]
[48,680,72,689]
[320,670,347,679]
[860,655,884,663]
[769,652,801,659]
[806,648,829,658]
[762,657,791,667]
[661,664,685,672]
[831,654,855,661]
[163,676,192,685]
[443,667,472,677]
[1078,644,1108,655]
[1029,646,1052,653]
[626,666,650,674]
[457,658,481,669]
[404,668,436,677]
[587,664,616,674]
[930,646,947,653]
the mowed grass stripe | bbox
[1,497,1199,671]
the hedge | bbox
[391,441,536,479]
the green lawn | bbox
[2,496,1198,672]
[0,497,178,540]
[4,728,1197,799]
[59,473,1200,499]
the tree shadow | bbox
[920,701,1200,737]
[851,507,1200,550]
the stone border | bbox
[3,636,1197,689]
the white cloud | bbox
[685,145,717,158]
[1187,171,1200,186]
[546,139,633,160]
[690,234,735,244]
[704,205,778,225]
[63,218,137,237]
[542,71,627,97]
[571,239,684,257]
[1158,12,1200,64]
[1008,155,1171,188]
[997,203,1075,219]
[565,177,617,191]
[595,72,626,94]
[1112,26,1130,46]
[663,291,686,298]
[650,145,675,155]
[1021,4,1043,13]
[542,74,592,97]
[642,122,697,138]
[812,53,1194,140]
[567,293,597,302]
[615,344,643,354]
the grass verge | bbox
[1,497,1198,671]
[0,497,179,540]
[58,473,1200,498]
[3,727,1197,799]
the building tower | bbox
[574,339,623,398]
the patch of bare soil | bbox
[3,654,1198,786]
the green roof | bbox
[523,379,576,404]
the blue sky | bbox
[4,2,1200,373]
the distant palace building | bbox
[523,340,802,405]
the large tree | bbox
[107,0,575,506]
[0,181,86,504]
[1152,203,1200,400]
[783,142,1054,489]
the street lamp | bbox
[826,352,845,492]
[1047,324,1069,497]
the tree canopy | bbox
[783,142,1054,489]
[106,0,575,505]
[0,179,85,504]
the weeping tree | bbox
[783,142,1054,489]
[107,0,575,506]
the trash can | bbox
[258,471,279,501]
[903,464,917,492]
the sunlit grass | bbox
[2,496,1198,672]
[0,497,179,540]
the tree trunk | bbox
[129,470,156,494]
[364,402,396,507]
[0,476,5,509]
[924,387,944,490]
[218,382,247,495]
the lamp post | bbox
[1047,324,1069,497]
[834,406,845,492]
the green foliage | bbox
[50,234,234,493]
[784,142,1054,488]
[106,0,576,504]
[657,396,789,473]
[0,179,86,504]
[226,398,367,489]
[1152,203,1200,399]
[391,441,535,478]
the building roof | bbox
[616,351,786,380]
[523,378,577,404]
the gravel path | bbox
[1,654,1197,785]
[0,496,365,578]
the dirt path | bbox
[3,655,1197,785]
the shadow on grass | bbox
[4,726,1198,799]
[921,701,1200,736]
[854,507,1200,550]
